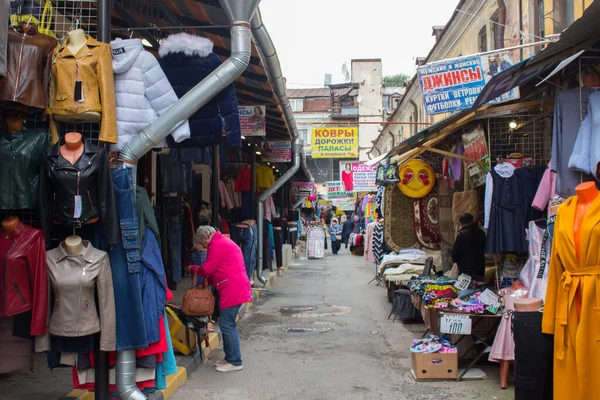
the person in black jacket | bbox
[452,213,486,279]
[342,215,355,249]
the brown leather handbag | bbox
[182,273,215,317]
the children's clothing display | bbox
[489,288,527,363]
[484,163,528,254]
[362,194,377,223]
[519,220,552,301]
[109,38,190,151]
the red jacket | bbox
[190,232,252,309]
[0,223,48,335]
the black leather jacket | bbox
[0,129,48,210]
[39,140,119,246]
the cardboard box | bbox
[411,352,458,381]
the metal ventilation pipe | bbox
[115,1,259,398]
[118,0,260,163]
[256,139,303,284]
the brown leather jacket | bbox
[47,35,117,144]
[45,241,116,351]
[0,26,57,110]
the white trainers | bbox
[216,363,243,372]
[213,360,227,367]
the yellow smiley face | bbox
[398,159,436,198]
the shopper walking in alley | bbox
[330,218,342,255]
[189,226,253,372]
[342,214,354,249]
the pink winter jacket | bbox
[189,232,252,309]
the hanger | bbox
[128,28,134,39]
[17,17,37,35]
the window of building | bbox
[478,26,487,52]
[298,128,309,144]
[564,0,574,27]
[536,0,545,38]
[491,11,501,50]
[290,98,304,112]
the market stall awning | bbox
[472,0,600,109]
[104,0,291,141]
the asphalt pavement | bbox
[171,247,514,400]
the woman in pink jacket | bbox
[190,226,252,372]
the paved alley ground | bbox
[172,250,514,400]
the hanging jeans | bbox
[219,305,242,366]
[513,311,553,400]
[273,228,283,268]
[109,167,148,350]
[263,219,273,272]
[166,197,183,282]
[230,223,256,280]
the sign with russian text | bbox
[239,106,266,136]
[440,314,472,335]
[306,227,325,259]
[462,125,489,188]
[326,181,356,211]
[311,127,359,158]
[291,181,314,196]
[260,141,291,162]
[339,162,377,193]
[418,51,520,115]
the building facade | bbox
[370,0,595,157]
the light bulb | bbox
[509,121,518,130]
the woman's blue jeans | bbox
[220,305,242,366]
[109,167,148,350]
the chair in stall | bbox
[387,257,435,323]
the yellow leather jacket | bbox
[46,35,117,144]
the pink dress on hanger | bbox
[489,288,526,362]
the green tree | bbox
[383,73,411,87]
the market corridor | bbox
[171,252,512,400]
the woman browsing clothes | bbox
[189,226,252,372]
[329,218,342,255]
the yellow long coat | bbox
[542,196,600,399]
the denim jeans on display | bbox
[167,197,183,282]
[109,167,148,351]
[219,305,242,366]
[230,224,256,280]
[140,228,168,345]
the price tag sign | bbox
[440,314,472,335]
[454,273,471,290]
[480,289,500,307]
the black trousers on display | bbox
[273,228,283,268]
[513,311,553,400]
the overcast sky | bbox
[259,0,461,88]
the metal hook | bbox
[128,28,134,39]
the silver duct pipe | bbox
[118,0,260,163]
[116,350,145,400]
[115,1,259,398]
[256,139,303,284]
[250,10,313,181]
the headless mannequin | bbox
[573,181,598,318]
[64,235,85,256]
[60,132,84,165]
[54,29,101,124]
[2,216,20,233]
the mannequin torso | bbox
[54,29,101,124]
[2,216,20,233]
[574,182,598,262]
[60,132,84,165]
[64,235,85,256]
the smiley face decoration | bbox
[398,159,436,198]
